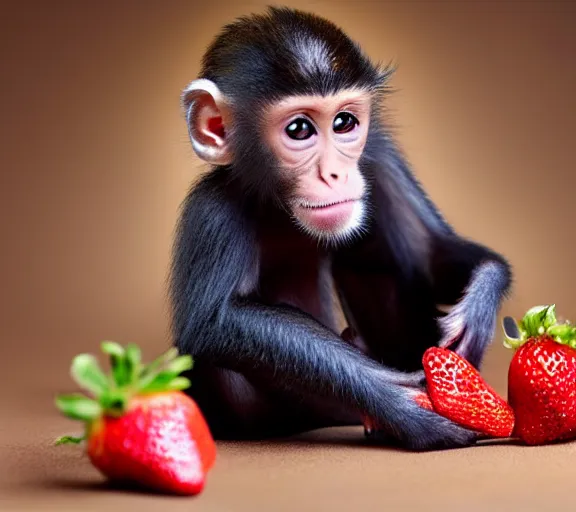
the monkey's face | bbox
[182,79,372,243]
[263,91,370,241]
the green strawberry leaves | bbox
[140,375,192,393]
[521,305,558,338]
[70,354,109,398]
[503,304,576,350]
[101,341,129,386]
[138,347,193,393]
[548,323,576,346]
[55,342,194,425]
[125,344,142,383]
[101,341,143,388]
[55,393,102,421]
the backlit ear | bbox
[182,79,232,166]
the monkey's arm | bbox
[390,143,514,368]
[169,175,476,451]
[387,141,513,366]
[385,140,512,368]
[429,234,512,368]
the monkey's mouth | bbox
[295,198,360,233]
[298,198,358,209]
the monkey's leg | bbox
[189,362,363,441]
[191,327,412,441]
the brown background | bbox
[1,1,576,511]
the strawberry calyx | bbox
[503,304,576,350]
[54,342,193,444]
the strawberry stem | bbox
[55,343,194,426]
[503,304,576,349]
[54,435,85,445]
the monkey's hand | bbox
[363,387,478,451]
[437,296,497,369]
[436,260,509,369]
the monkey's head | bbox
[182,6,393,243]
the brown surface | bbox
[2,1,576,510]
[4,390,576,512]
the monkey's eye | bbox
[333,112,359,134]
[285,118,317,140]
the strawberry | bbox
[422,347,515,438]
[408,388,435,411]
[503,304,576,445]
[55,342,216,495]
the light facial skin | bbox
[263,90,371,239]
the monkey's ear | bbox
[182,79,232,166]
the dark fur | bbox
[170,6,512,450]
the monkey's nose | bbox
[320,165,348,186]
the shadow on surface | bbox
[215,425,517,452]
[27,478,195,498]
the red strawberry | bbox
[504,304,576,445]
[55,342,216,495]
[409,388,435,411]
[422,347,515,438]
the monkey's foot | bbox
[362,413,478,451]
[363,416,394,442]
